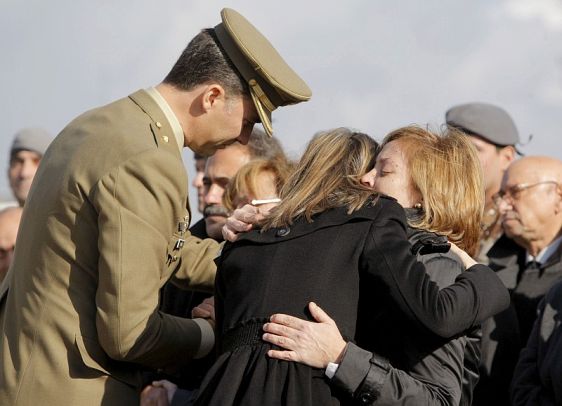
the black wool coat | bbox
[195,195,509,406]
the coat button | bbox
[276,227,290,237]
[359,392,375,403]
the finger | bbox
[192,308,211,319]
[226,217,253,233]
[222,226,239,242]
[269,313,308,329]
[266,349,298,362]
[196,303,214,313]
[159,380,178,391]
[308,302,335,325]
[262,332,296,350]
[140,387,167,406]
[263,322,300,340]
[234,205,263,224]
[203,296,215,305]
[239,204,260,215]
[151,380,171,387]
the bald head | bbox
[498,156,562,254]
[0,206,23,283]
[507,156,562,184]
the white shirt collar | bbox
[526,235,562,265]
[145,87,184,152]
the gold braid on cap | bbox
[249,79,276,112]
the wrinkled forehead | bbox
[503,161,542,188]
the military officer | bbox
[0,8,310,406]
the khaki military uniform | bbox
[0,90,218,405]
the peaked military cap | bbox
[445,102,520,147]
[214,8,312,136]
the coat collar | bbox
[540,237,562,270]
[235,196,392,245]
[128,89,182,160]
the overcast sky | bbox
[2,0,561,219]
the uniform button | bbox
[162,135,169,143]
[276,227,290,237]
[155,121,162,128]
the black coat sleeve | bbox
[330,243,476,405]
[362,200,509,338]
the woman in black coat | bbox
[193,128,508,406]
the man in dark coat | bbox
[511,279,562,405]
[475,155,562,406]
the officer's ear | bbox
[201,84,227,113]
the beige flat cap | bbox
[215,8,312,136]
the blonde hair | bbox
[381,126,484,256]
[262,128,378,230]
[223,158,293,212]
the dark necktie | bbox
[526,260,540,270]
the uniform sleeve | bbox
[362,200,510,338]
[510,299,555,406]
[170,239,222,293]
[92,149,211,368]
[332,343,460,405]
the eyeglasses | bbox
[493,181,559,206]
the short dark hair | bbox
[164,29,248,98]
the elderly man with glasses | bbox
[474,155,562,406]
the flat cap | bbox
[214,8,311,136]
[11,127,52,157]
[445,102,519,147]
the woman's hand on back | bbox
[262,302,347,369]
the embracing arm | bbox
[93,149,214,368]
[264,303,461,405]
[363,200,509,338]
[170,236,220,293]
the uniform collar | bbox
[145,87,185,152]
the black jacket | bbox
[330,217,482,405]
[511,280,562,405]
[475,233,562,406]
